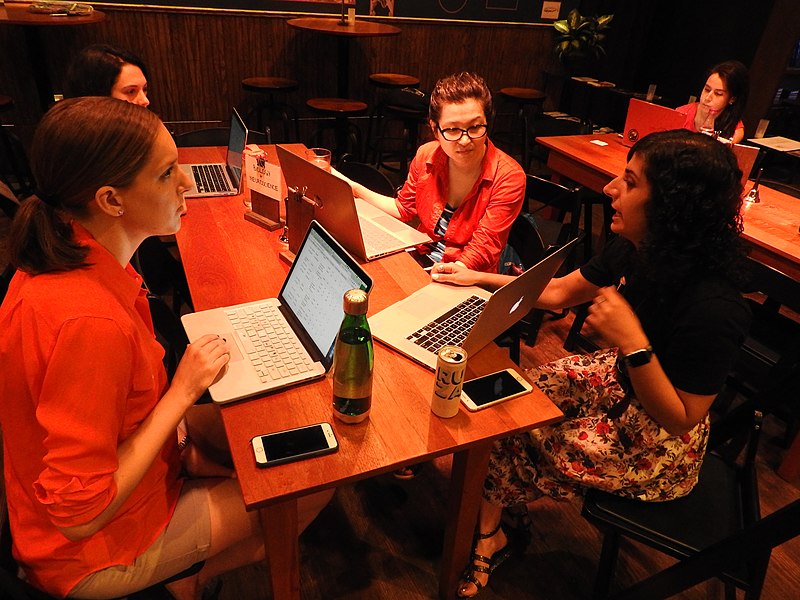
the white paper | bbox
[748,136,800,152]
[245,154,281,199]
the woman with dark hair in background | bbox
[676,59,749,144]
[64,43,150,107]
[433,130,751,597]
[0,97,331,599]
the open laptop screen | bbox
[279,221,372,365]
[225,108,248,189]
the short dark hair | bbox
[64,44,149,99]
[9,97,162,274]
[429,72,493,125]
[629,129,745,287]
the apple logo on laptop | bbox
[509,297,523,314]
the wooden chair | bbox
[581,410,790,600]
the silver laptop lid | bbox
[225,108,248,190]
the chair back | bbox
[173,127,269,148]
[0,128,35,200]
[336,156,397,197]
[524,174,583,250]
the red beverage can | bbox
[431,345,467,418]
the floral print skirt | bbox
[483,349,709,505]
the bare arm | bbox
[58,335,230,541]
[330,167,402,218]
[586,287,716,435]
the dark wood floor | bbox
[214,311,800,600]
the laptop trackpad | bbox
[373,215,410,233]
[400,289,443,318]
[224,332,245,362]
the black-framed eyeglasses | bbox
[437,124,488,142]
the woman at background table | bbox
[432,130,751,598]
[0,97,331,600]
[676,59,749,144]
[337,71,525,273]
[65,43,150,108]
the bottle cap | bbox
[343,288,369,315]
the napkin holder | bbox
[279,186,317,264]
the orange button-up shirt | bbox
[0,223,182,597]
[395,140,525,273]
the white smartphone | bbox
[251,422,338,468]
[460,368,533,411]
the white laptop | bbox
[370,237,580,369]
[180,108,248,198]
[181,221,372,404]
[276,145,431,261]
[622,98,685,147]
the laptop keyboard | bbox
[407,295,486,354]
[226,303,314,383]
[361,219,402,254]
[192,164,233,194]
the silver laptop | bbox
[181,221,372,404]
[180,108,248,198]
[370,237,580,369]
[276,145,431,261]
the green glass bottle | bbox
[332,289,374,423]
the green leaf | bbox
[553,20,570,34]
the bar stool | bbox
[306,98,368,160]
[366,73,421,167]
[241,76,299,142]
[373,100,428,180]
[497,87,546,170]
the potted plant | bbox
[553,8,613,76]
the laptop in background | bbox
[181,221,372,404]
[180,108,248,198]
[370,237,579,369]
[622,98,685,146]
[276,145,431,261]
[731,143,760,189]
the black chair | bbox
[580,410,785,600]
[524,174,583,268]
[0,126,35,201]
[173,127,270,148]
[336,154,397,197]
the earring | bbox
[118,209,124,216]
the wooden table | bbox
[1,2,106,111]
[175,144,563,599]
[287,17,400,99]
[536,133,800,281]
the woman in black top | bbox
[432,130,752,598]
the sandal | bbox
[393,464,423,480]
[456,522,513,598]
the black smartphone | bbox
[460,368,533,411]
[406,248,436,272]
[251,422,338,468]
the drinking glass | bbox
[305,148,332,172]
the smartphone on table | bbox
[251,422,338,468]
[460,368,533,411]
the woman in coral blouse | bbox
[337,71,526,274]
[0,97,331,599]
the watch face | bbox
[625,347,653,367]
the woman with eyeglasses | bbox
[338,71,525,273]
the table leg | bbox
[336,37,349,98]
[439,443,492,599]
[260,498,300,600]
[21,26,53,112]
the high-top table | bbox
[174,144,563,599]
[287,17,400,99]
[1,2,106,111]
[536,133,800,281]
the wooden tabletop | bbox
[175,144,563,599]
[536,133,800,281]
[287,16,400,37]
[0,2,105,26]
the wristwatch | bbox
[622,345,653,368]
